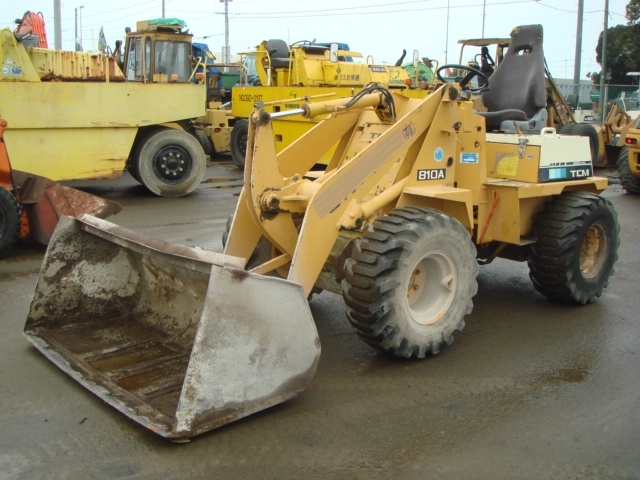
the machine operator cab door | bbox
[123,19,193,83]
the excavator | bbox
[0,117,121,257]
[23,25,619,441]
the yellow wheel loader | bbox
[616,117,640,193]
[24,25,619,440]
[206,40,429,169]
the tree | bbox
[595,24,640,86]
[593,1,640,88]
[626,0,640,25]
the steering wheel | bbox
[290,40,312,47]
[436,64,489,92]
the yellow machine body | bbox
[0,25,207,197]
[24,26,619,441]
[208,40,431,163]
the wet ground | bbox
[1,160,639,479]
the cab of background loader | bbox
[122,19,194,83]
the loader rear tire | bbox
[231,119,249,170]
[617,146,640,194]
[0,188,22,257]
[194,128,215,158]
[558,123,600,166]
[342,207,478,359]
[528,191,619,304]
[135,129,206,197]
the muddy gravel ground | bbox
[1,161,638,480]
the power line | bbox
[215,0,537,19]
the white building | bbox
[553,79,594,105]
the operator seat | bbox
[265,39,291,68]
[478,25,548,134]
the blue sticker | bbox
[11,65,22,75]
[434,147,444,162]
[460,152,479,164]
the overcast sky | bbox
[1,0,631,82]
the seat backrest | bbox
[482,25,546,117]
[265,39,291,68]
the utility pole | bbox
[445,0,450,63]
[54,0,62,49]
[79,6,84,51]
[74,7,78,51]
[482,0,486,38]
[599,0,609,121]
[220,0,233,70]
[572,0,583,98]
[75,6,84,51]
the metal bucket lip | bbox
[24,332,178,437]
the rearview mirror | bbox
[330,43,338,63]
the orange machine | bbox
[13,11,48,48]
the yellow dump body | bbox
[2,82,204,181]
[0,28,205,182]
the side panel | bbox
[477,178,608,245]
[1,82,204,181]
[486,133,592,183]
[5,128,136,180]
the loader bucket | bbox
[24,215,320,440]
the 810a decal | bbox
[417,168,446,180]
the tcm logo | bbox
[570,168,591,178]
[417,169,446,181]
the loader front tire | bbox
[342,207,478,359]
[231,119,249,170]
[0,187,22,257]
[135,129,206,197]
[617,146,640,194]
[528,191,619,304]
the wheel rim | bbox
[580,222,608,279]
[406,251,457,325]
[153,145,192,182]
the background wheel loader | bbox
[23,25,619,441]
[206,40,430,169]
[1,19,208,198]
[0,117,121,256]
[616,116,640,193]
